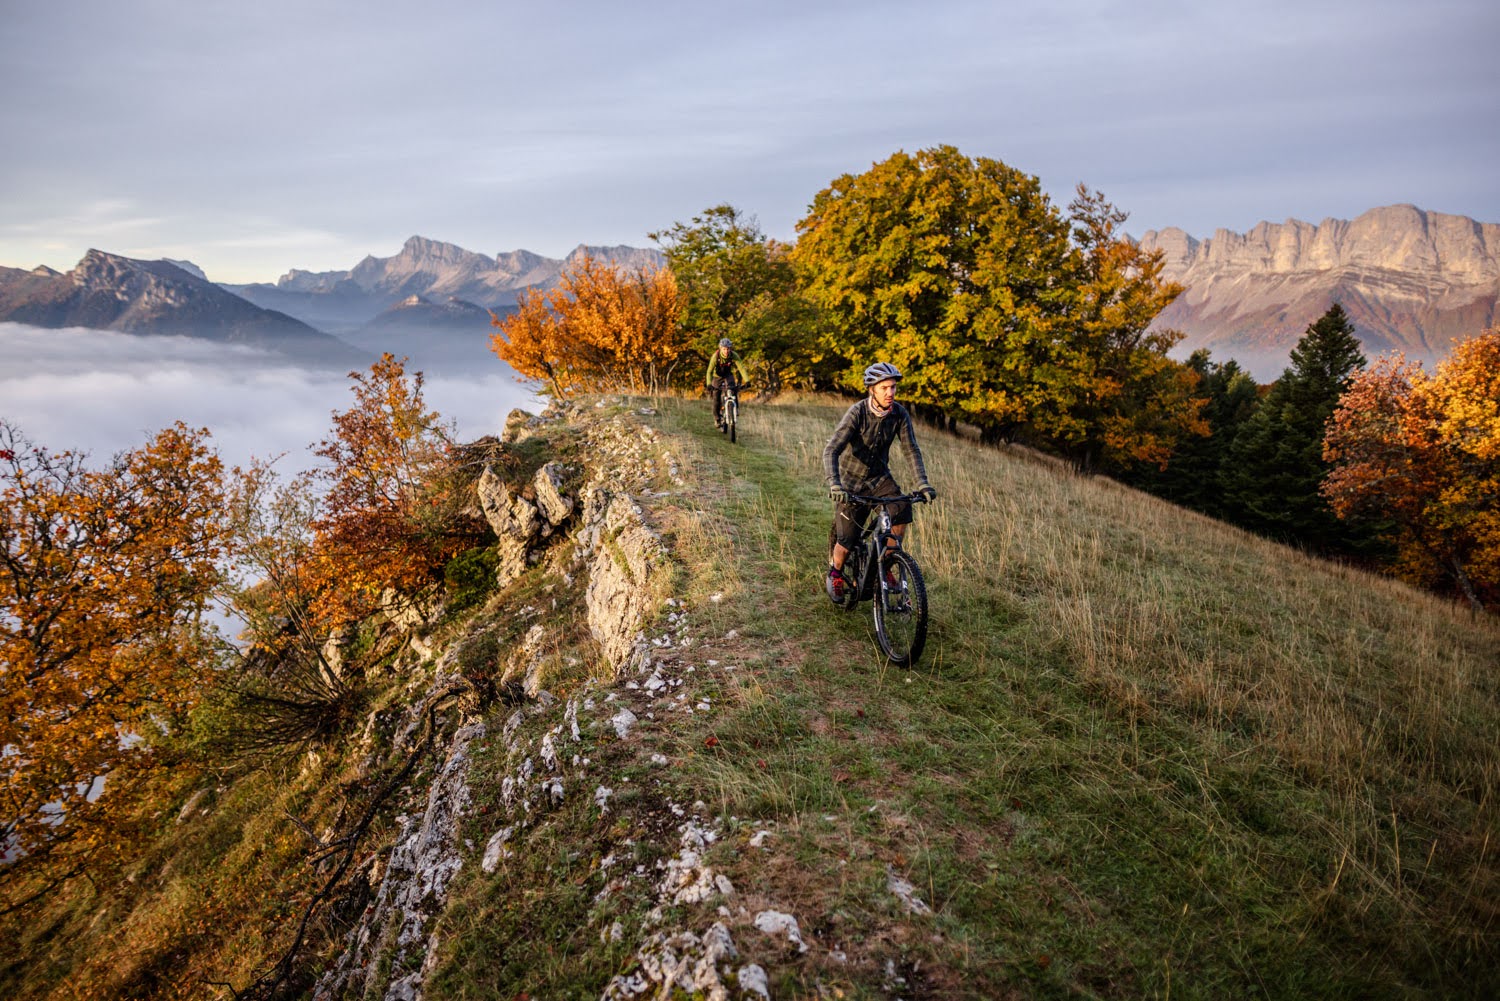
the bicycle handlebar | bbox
[840,491,931,505]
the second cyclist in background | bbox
[823,362,937,603]
[705,338,749,432]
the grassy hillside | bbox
[5,394,1497,1000]
[599,394,1499,999]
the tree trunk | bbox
[1447,555,1485,612]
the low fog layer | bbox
[0,323,541,470]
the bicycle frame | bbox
[835,490,930,665]
[840,492,926,602]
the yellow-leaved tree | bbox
[1,421,228,905]
[1035,186,1206,472]
[490,255,683,395]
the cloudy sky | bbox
[2,0,1496,284]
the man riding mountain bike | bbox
[704,338,749,430]
[824,362,937,603]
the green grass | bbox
[633,393,1499,999]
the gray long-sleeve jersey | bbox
[822,399,931,493]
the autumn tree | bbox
[221,459,325,666]
[790,145,1075,436]
[490,256,684,395]
[1322,331,1500,610]
[1,421,229,904]
[305,353,471,626]
[1223,303,1369,550]
[650,204,783,351]
[651,204,836,393]
[1032,186,1205,472]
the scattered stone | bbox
[753,910,808,953]
[175,788,210,824]
[738,964,771,1000]
[533,461,575,525]
[612,707,639,739]
[602,922,744,1001]
[481,827,514,873]
[887,868,934,915]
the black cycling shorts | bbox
[831,476,911,550]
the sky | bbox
[2,0,1496,285]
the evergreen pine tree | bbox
[1222,303,1370,551]
[1128,349,1260,518]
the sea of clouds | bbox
[0,323,542,471]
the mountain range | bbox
[0,240,665,372]
[223,237,665,335]
[1138,204,1500,379]
[2,207,1494,381]
[0,250,361,365]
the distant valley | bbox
[0,239,664,374]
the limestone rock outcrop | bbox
[579,490,667,674]
[310,401,697,1001]
[477,453,580,588]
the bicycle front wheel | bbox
[873,549,928,666]
[728,401,737,443]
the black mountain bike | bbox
[834,491,930,666]
[719,382,741,443]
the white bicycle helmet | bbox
[862,361,902,387]
[718,337,733,348]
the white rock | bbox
[753,909,808,952]
[738,964,771,999]
[888,869,933,915]
[612,708,639,739]
[481,827,514,873]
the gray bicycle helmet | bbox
[718,338,733,348]
[862,361,902,387]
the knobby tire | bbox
[873,548,927,666]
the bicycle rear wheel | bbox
[873,549,927,666]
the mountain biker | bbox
[704,338,749,430]
[824,362,936,603]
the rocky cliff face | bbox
[1138,205,1500,379]
[0,250,360,363]
[308,401,775,1001]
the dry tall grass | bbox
[741,395,1499,993]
